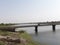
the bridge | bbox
[0,21,60,34]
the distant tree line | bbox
[0,23,16,26]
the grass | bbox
[0,30,45,45]
[18,31,40,45]
[0,41,5,45]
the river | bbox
[16,25,60,45]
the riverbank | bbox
[0,30,42,45]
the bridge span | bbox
[0,21,60,34]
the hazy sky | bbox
[0,0,60,23]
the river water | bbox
[16,25,60,45]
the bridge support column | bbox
[35,26,38,34]
[52,25,56,32]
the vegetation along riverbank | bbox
[0,30,44,45]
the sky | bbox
[0,0,60,23]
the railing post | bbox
[35,26,38,34]
[52,25,56,32]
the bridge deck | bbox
[0,21,60,32]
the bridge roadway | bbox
[0,21,60,34]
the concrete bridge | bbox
[0,21,60,34]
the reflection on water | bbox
[31,30,60,45]
[16,25,60,45]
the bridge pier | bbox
[35,26,38,34]
[52,25,56,32]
